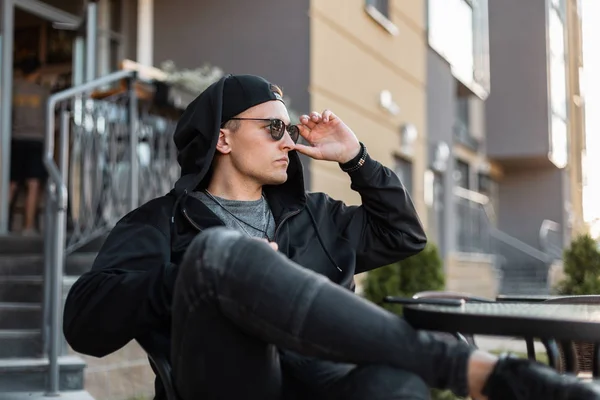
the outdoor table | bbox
[496,294,560,303]
[397,300,600,376]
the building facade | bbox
[486,0,586,293]
[425,0,501,298]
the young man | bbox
[9,57,49,235]
[64,75,600,400]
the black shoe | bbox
[483,354,600,400]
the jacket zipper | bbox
[182,208,203,232]
[274,210,301,241]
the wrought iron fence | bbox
[66,94,178,254]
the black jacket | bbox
[62,75,427,398]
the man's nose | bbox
[280,131,295,149]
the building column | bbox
[137,0,154,66]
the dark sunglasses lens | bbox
[288,125,300,143]
[270,119,285,140]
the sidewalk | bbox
[474,335,547,354]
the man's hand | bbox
[294,110,361,164]
[256,238,279,251]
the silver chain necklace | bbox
[204,189,272,240]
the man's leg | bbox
[23,178,40,232]
[9,140,24,231]
[280,350,430,400]
[173,227,473,398]
[22,140,45,234]
[171,259,283,400]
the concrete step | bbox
[0,234,106,255]
[0,253,96,277]
[0,277,43,303]
[0,235,44,255]
[0,330,42,358]
[2,390,95,400]
[0,356,86,392]
[0,276,79,304]
[0,303,41,330]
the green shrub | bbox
[363,242,445,312]
[363,243,460,400]
[558,234,600,295]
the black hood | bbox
[171,74,306,209]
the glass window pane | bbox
[550,116,568,168]
[428,0,474,84]
[454,160,470,189]
[366,0,390,18]
[550,55,567,118]
[549,9,565,57]
[394,158,413,195]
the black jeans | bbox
[171,227,473,400]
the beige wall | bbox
[309,0,428,222]
[445,253,500,299]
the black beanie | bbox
[221,75,285,124]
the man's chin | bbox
[263,174,288,186]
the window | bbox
[365,0,398,35]
[550,115,568,168]
[428,0,490,97]
[366,0,390,18]
[394,157,413,195]
[548,0,568,169]
[548,5,567,118]
[454,160,470,189]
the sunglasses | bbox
[226,118,300,143]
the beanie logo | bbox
[270,84,283,101]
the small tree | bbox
[363,242,445,313]
[558,234,600,295]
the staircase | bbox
[0,235,103,399]
[0,67,179,398]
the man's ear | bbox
[215,129,232,155]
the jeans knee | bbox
[348,365,430,400]
[177,227,246,291]
[182,227,244,268]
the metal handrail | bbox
[43,69,137,395]
[539,219,563,259]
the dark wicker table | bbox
[403,302,600,376]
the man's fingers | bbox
[300,114,317,130]
[322,109,334,123]
[310,111,322,121]
[255,238,279,251]
[293,143,323,160]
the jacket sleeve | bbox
[63,210,177,358]
[327,151,427,274]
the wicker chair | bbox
[543,295,600,376]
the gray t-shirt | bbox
[192,191,276,241]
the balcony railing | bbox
[455,186,494,254]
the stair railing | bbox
[43,70,138,395]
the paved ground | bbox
[474,335,547,354]
[2,391,95,400]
